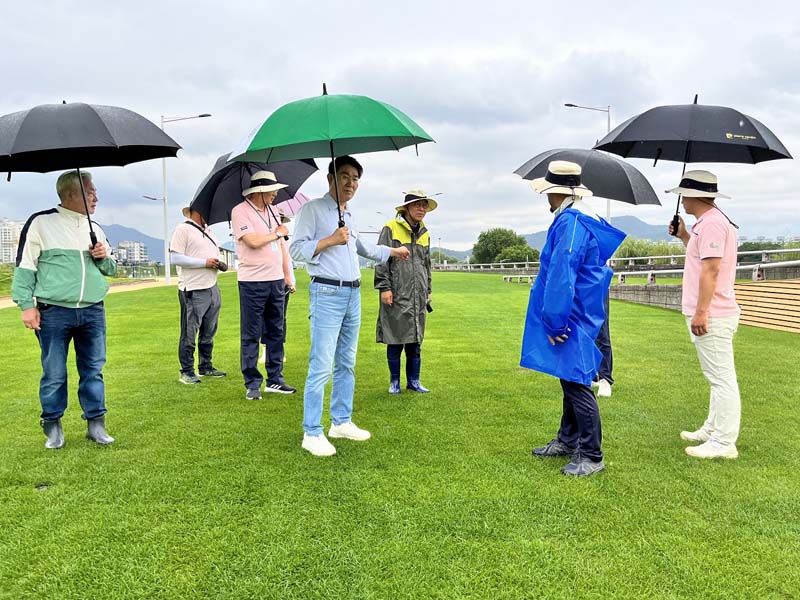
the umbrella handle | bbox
[329,141,346,228]
[76,167,99,248]
[670,213,681,237]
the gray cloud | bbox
[1,0,798,251]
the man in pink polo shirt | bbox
[231,171,296,400]
[668,170,741,459]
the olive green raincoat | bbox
[374,216,432,344]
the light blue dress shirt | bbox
[289,193,390,281]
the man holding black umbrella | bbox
[521,161,626,476]
[231,170,296,400]
[668,171,741,460]
[12,170,116,449]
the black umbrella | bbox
[514,148,660,207]
[0,101,180,244]
[593,96,792,232]
[190,154,318,227]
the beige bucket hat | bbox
[530,160,593,197]
[242,170,288,197]
[666,170,730,198]
[394,189,439,212]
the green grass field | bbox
[1,271,798,599]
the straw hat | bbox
[530,160,593,197]
[242,170,288,197]
[394,189,439,212]
[666,170,730,198]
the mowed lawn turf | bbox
[1,271,798,599]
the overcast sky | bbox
[2,0,798,250]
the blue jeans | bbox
[35,303,107,421]
[303,282,361,436]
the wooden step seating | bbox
[734,279,800,334]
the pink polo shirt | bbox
[681,208,740,317]
[231,200,290,283]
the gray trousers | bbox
[178,284,221,374]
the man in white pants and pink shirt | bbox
[668,170,741,459]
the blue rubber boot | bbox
[406,356,430,393]
[388,354,401,394]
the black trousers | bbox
[557,379,603,462]
[178,285,221,375]
[239,280,285,391]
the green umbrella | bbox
[229,84,434,225]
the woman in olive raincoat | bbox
[374,190,437,394]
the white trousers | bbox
[686,314,741,444]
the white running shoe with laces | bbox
[302,433,336,456]
[328,421,371,441]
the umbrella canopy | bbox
[274,192,312,219]
[0,102,181,174]
[229,90,434,164]
[190,154,318,226]
[229,85,434,227]
[0,101,180,244]
[514,148,661,206]
[593,102,792,164]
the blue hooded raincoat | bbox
[520,207,626,385]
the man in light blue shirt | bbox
[290,156,409,457]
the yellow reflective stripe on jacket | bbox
[387,219,429,246]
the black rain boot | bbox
[41,418,65,449]
[86,415,115,445]
[406,354,430,393]
[388,353,401,394]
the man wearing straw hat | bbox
[231,170,296,400]
[668,170,741,460]
[170,205,227,385]
[521,161,626,477]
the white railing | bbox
[614,260,800,284]
[438,248,800,272]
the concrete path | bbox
[0,278,170,310]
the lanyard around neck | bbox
[245,199,276,230]
[184,220,217,248]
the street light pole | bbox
[142,195,167,277]
[564,103,612,221]
[160,113,211,284]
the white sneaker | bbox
[328,421,371,441]
[596,379,612,398]
[685,438,738,459]
[302,433,336,457]
[591,380,600,389]
[680,428,711,443]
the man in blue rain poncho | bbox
[520,161,626,477]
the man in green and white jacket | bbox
[12,170,117,449]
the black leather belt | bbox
[311,276,361,288]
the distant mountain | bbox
[99,224,165,262]
[439,247,472,261]
[523,215,671,250]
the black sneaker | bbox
[265,382,297,394]
[532,439,576,458]
[562,455,605,476]
[199,367,227,377]
[179,373,201,385]
[245,388,262,400]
